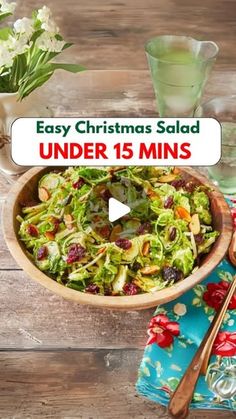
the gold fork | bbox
[168,234,236,419]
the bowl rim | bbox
[3,166,233,310]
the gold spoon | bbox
[168,243,236,419]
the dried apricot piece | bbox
[175,206,192,222]
[146,188,159,200]
[97,247,106,255]
[45,231,55,241]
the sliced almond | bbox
[95,184,106,196]
[158,174,177,183]
[140,266,160,275]
[64,214,74,230]
[173,168,181,175]
[39,187,50,202]
[110,224,122,242]
[189,213,200,235]
[142,241,150,256]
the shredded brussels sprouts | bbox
[17,167,219,296]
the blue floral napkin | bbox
[136,199,236,411]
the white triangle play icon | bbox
[108,198,131,222]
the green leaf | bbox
[0,27,12,40]
[193,285,204,297]
[30,29,44,43]
[10,54,28,91]
[0,12,12,23]
[62,42,73,50]
[49,63,86,73]
[192,297,201,307]
[18,69,54,100]
[0,73,12,93]
[168,377,179,391]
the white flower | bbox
[37,5,51,23]
[35,32,65,53]
[14,17,34,37]
[41,20,59,34]
[0,0,16,14]
[173,303,187,316]
[7,34,31,55]
[0,44,13,67]
[37,5,59,34]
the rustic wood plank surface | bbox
[0,270,153,349]
[0,350,235,419]
[13,0,236,70]
[1,0,236,417]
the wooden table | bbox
[1,0,236,417]
[0,69,236,418]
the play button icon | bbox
[108,198,131,222]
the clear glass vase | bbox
[0,91,53,175]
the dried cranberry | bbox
[37,246,48,261]
[194,233,204,244]
[164,196,174,209]
[100,189,112,201]
[51,218,60,234]
[171,179,185,190]
[27,224,39,237]
[72,178,85,189]
[132,261,142,271]
[137,222,152,235]
[67,243,86,263]
[97,225,111,239]
[115,238,132,250]
[162,267,183,283]
[185,181,197,193]
[85,284,100,294]
[169,227,177,241]
[123,283,139,295]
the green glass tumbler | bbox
[145,35,219,117]
[195,96,236,195]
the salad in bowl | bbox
[17,166,219,297]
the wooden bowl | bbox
[3,167,233,310]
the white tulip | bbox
[0,45,13,67]
[41,20,59,34]
[0,0,16,14]
[7,34,31,55]
[35,32,65,53]
[14,17,34,37]
[37,6,59,35]
[37,5,51,23]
